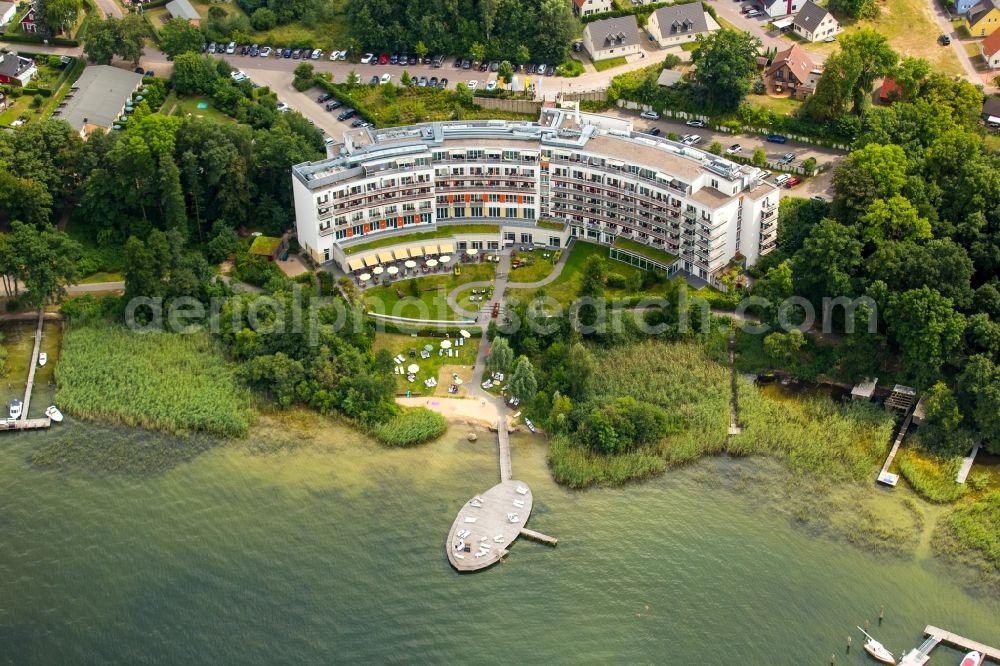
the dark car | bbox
[134,66,144,74]
[240,45,248,56]
[408,54,418,65]
[337,108,357,121]
[766,134,787,144]
[369,75,379,85]
[325,100,342,111]
[317,92,334,103]
[292,49,302,59]
[429,76,438,87]
[489,60,499,72]
[145,69,154,77]
[478,61,489,71]
[545,64,555,76]
[390,53,399,64]
[438,77,448,88]
[462,59,471,69]
[249,45,259,57]
[572,42,582,52]
[938,34,951,45]
[282,48,292,58]
[350,118,366,127]
[454,56,463,67]
[647,127,661,136]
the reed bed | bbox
[933,491,1000,589]
[370,408,448,447]
[56,324,255,437]
[895,449,968,502]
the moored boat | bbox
[9,399,22,419]
[45,405,63,423]
[960,651,982,666]
[38,352,47,367]
[858,627,896,665]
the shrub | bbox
[556,59,584,77]
[370,407,448,447]
[606,272,628,289]
[250,7,276,30]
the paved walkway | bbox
[446,247,571,319]
[925,0,996,90]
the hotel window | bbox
[488,241,499,250]
[489,193,500,202]
[503,150,516,161]
[523,196,535,204]
[433,151,445,161]
[488,206,501,217]
[504,232,516,241]
[505,207,517,218]
[470,207,483,217]
[524,209,536,219]
[352,224,365,236]
[437,208,449,219]
[454,206,466,217]
[420,213,431,223]
[387,219,398,229]
[404,215,414,225]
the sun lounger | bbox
[480,536,488,541]
[457,529,470,539]
[516,486,528,495]
[513,499,524,508]
[493,536,505,542]
[474,552,484,558]
[464,517,477,523]
[455,553,465,559]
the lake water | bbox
[1,415,998,664]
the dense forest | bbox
[346,0,579,63]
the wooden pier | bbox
[21,309,44,421]
[497,414,512,481]
[446,480,533,572]
[956,441,981,483]
[1,417,51,430]
[877,410,914,486]
[899,625,1000,665]
[519,528,558,546]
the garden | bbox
[363,262,495,321]
[373,331,481,396]
[507,247,560,283]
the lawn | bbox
[612,237,676,266]
[373,331,481,396]
[363,263,496,320]
[840,0,964,76]
[78,271,124,284]
[507,247,560,283]
[343,224,500,254]
[593,56,628,72]
[746,93,804,116]
[185,0,351,48]
[0,96,35,127]
[535,219,566,231]
[162,91,234,123]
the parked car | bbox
[685,119,706,127]
[573,41,582,52]
[337,108,357,120]
[207,42,217,54]
[369,75,379,85]
[779,152,795,164]
[317,92,334,103]
[773,174,791,186]
[462,59,471,69]
[291,48,302,59]
[380,73,392,84]
[260,46,272,57]
[325,100,342,111]
[467,80,478,90]
[438,77,449,88]
[746,9,762,16]
[226,42,237,54]
[418,76,428,87]
[489,60,499,72]
[408,54,418,65]
[361,53,374,64]
[640,109,660,119]
[250,44,260,56]
[478,61,488,71]
[454,56,464,67]
[647,127,661,136]
[546,64,556,76]
[726,144,742,154]
[766,134,787,143]
[938,34,951,45]
[240,44,249,56]
[486,80,497,91]
[682,134,702,145]
[433,55,445,67]
[276,102,289,113]
[429,76,438,87]
[311,49,322,60]
[379,53,390,64]
[785,176,802,188]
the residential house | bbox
[758,0,804,19]
[955,0,979,14]
[764,44,821,99]
[983,96,1000,126]
[791,0,841,41]
[878,77,903,103]
[966,0,1000,36]
[980,25,1000,68]
[0,51,37,86]
[646,3,715,48]
[165,0,201,25]
[573,0,612,18]
[18,2,39,32]
[0,1,17,28]
[58,65,144,136]
[582,15,641,61]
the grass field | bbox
[593,56,628,72]
[162,91,234,123]
[343,225,501,254]
[373,332,481,396]
[188,0,352,49]
[56,323,255,437]
[363,263,496,320]
[507,248,560,283]
[746,93,804,116]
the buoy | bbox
[467,432,477,441]
[846,636,852,652]
[879,606,884,624]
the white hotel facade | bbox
[292,109,779,282]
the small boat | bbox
[524,418,536,433]
[960,651,982,666]
[45,405,63,423]
[38,352,47,367]
[8,399,22,419]
[858,627,896,665]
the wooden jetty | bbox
[21,309,44,422]
[956,441,981,484]
[0,417,51,430]
[877,410,914,487]
[446,480,533,572]
[497,414,512,482]
[899,625,1000,665]
[519,528,558,546]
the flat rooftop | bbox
[60,65,143,130]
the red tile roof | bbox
[982,26,1000,57]
[765,44,818,81]
[879,77,902,102]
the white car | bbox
[259,46,272,57]
[230,70,248,82]
[639,109,660,119]
[467,80,478,90]
[225,42,236,54]
[276,102,289,113]
[685,119,706,127]
[361,53,374,64]
[485,80,497,91]
[726,144,742,154]
[380,73,392,84]
[682,134,702,145]
[311,49,322,60]
[336,50,347,60]
[745,9,761,16]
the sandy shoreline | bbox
[396,396,498,429]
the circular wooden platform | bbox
[445,480,533,572]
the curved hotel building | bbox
[292,108,779,282]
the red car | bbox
[785,176,801,188]
[378,52,389,65]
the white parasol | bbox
[407,363,420,374]
[387,266,399,275]
[359,273,371,282]
[404,260,417,269]
[373,266,384,275]
[439,255,452,263]
[426,259,438,268]
[440,340,452,349]
[466,248,479,256]
[459,329,471,339]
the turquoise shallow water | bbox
[1,418,998,665]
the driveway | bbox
[925,0,997,89]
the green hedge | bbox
[22,87,53,97]
[0,33,80,46]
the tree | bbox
[498,60,514,87]
[293,62,315,90]
[917,382,969,454]
[828,0,877,19]
[400,70,411,86]
[892,57,930,100]
[39,0,80,35]
[516,45,531,64]
[486,336,513,373]
[831,143,907,223]
[802,157,817,176]
[690,30,762,112]
[250,7,277,30]
[117,14,149,65]
[578,255,605,299]
[171,53,220,95]
[857,195,931,244]
[414,40,428,61]
[840,30,898,115]
[2,221,81,307]
[956,355,1000,453]
[509,355,537,401]
[886,287,965,388]
[563,342,595,400]
[0,171,53,227]
[84,17,118,64]
[533,0,578,62]
[708,141,723,155]
[160,17,206,58]
[752,148,766,166]
[764,329,805,367]
[791,219,862,307]
[470,41,486,63]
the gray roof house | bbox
[582,15,641,62]
[0,1,18,27]
[791,0,841,42]
[646,3,713,47]
[58,65,144,135]
[165,0,201,22]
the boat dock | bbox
[497,414,512,481]
[519,528,558,546]
[877,411,914,486]
[4,310,52,431]
[445,480,533,572]
[956,441,981,483]
[899,625,1000,665]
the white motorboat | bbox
[38,352,47,367]
[45,405,63,423]
[8,399,22,419]
[858,627,896,665]
[960,651,983,666]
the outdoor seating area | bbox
[389,331,474,393]
[348,245,495,288]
